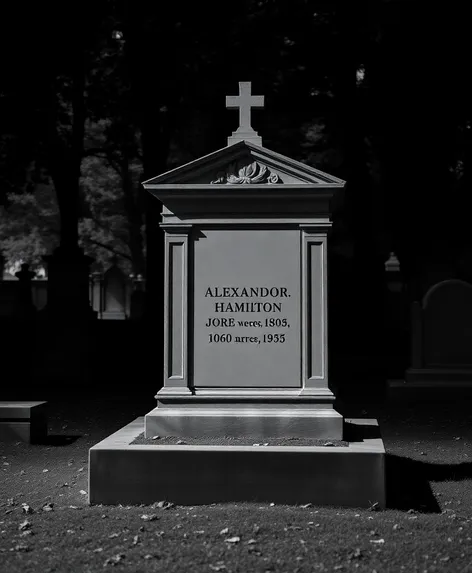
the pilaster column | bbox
[160,225,193,396]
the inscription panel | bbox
[193,229,300,387]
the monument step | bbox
[89,417,385,508]
[145,407,344,440]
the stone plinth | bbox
[89,417,385,508]
[0,401,48,443]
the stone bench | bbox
[0,401,48,443]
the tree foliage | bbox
[0,0,471,292]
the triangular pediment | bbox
[142,141,345,188]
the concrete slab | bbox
[0,401,48,443]
[89,417,385,508]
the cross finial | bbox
[226,81,264,147]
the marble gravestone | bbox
[390,279,472,397]
[143,82,346,440]
[89,82,386,508]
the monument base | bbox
[102,311,127,320]
[145,407,343,440]
[146,388,344,440]
[89,417,385,508]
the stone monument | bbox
[89,82,386,508]
[390,279,472,398]
[143,81,345,440]
[102,261,127,320]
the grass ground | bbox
[1,397,472,573]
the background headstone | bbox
[423,280,472,367]
[102,262,127,320]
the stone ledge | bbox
[89,417,385,508]
[145,407,344,440]
[0,401,48,443]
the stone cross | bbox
[226,81,264,146]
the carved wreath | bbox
[211,161,280,184]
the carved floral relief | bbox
[211,161,280,184]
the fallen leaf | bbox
[323,442,335,447]
[141,514,158,522]
[151,436,160,440]
[252,443,261,447]
[247,539,257,544]
[18,520,31,531]
[109,533,119,539]
[79,490,87,495]
[370,539,385,544]
[42,503,54,512]
[104,553,125,566]
[219,527,229,535]
[42,469,49,473]
[13,543,29,552]
[300,503,312,509]
[21,503,34,514]
[78,467,84,472]
[209,563,227,571]
[368,502,380,512]
[93,548,104,553]
[132,535,140,545]
[225,536,241,544]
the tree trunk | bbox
[48,43,85,253]
[121,151,146,276]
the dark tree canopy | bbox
[0,0,471,296]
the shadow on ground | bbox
[386,454,472,513]
[39,434,82,446]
